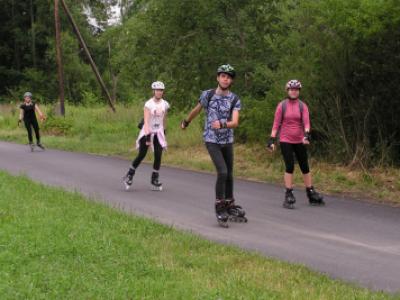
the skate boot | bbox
[37,143,45,150]
[215,200,229,228]
[29,143,35,152]
[151,171,163,191]
[283,188,296,209]
[122,168,135,190]
[226,199,248,223]
[307,186,325,206]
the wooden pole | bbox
[54,0,65,116]
[60,0,116,112]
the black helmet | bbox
[217,64,236,78]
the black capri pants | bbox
[24,118,40,144]
[280,142,310,174]
[131,135,163,171]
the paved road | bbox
[1,141,399,292]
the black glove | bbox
[267,137,276,149]
[181,119,190,129]
[304,131,311,142]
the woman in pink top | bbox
[123,81,169,191]
[267,80,324,209]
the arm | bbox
[227,110,239,128]
[143,107,152,145]
[270,103,282,138]
[143,107,151,135]
[18,109,24,126]
[19,109,24,121]
[303,104,311,144]
[267,103,282,151]
[211,110,240,129]
[181,103,202,129]
[163,110,168,132]
[35,104,46,120]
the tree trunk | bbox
[11,0,20,70]
[30,0,37,68]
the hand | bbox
[181,119,190,130]
[17,119,22,127]
[303,132,311,145]
[211,120,221,129]
[146,134,151,146]
[266,137,276,152]
[40,115,46,122]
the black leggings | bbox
[206,143,234,200]
[280,142,310,174]
[24,118,40,144]
[131,135,163,171]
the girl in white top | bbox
[123,81,169,191]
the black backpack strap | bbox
[279,99,288,130]
[206,89,216,108]
[299,100,304,131]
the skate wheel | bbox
[122,180,131,191]
[218,221,229,228]
[283,204,295,209]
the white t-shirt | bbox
[144,98,170,132]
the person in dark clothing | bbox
[18,92,46,151]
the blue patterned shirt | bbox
[199,89,241,144]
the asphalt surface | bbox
[1,141,399,293]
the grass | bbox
[0,171,397,299]
[1,103,400,205]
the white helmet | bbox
[285,79,302,90]
[24,92,33,98]
[151,81,165,90]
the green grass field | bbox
[1,103,400,205]
[0,171,397,299]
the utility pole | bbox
[54,0,65,116]
[60,0,116,112]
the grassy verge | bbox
[0,171,396,299]
[1,103,400,205]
